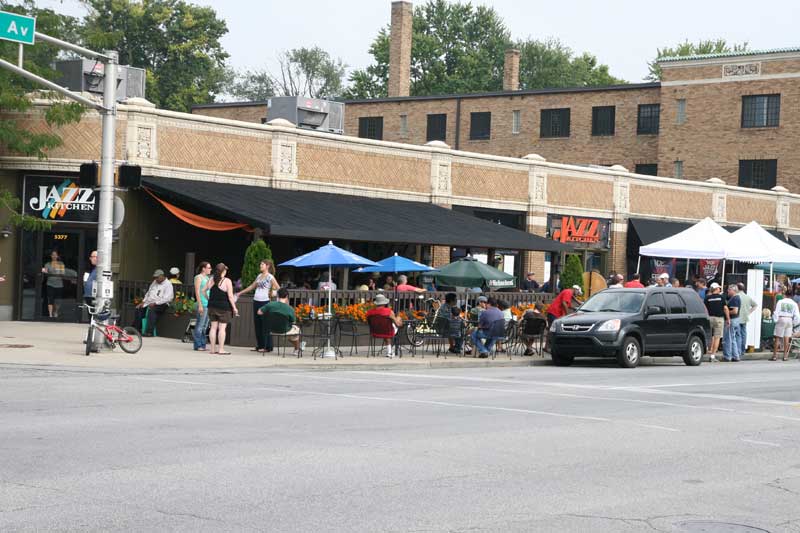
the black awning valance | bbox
[142,177,570,252]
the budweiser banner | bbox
[697,259,720,280]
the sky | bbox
[33,0,800,83]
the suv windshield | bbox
[579,291,645,313]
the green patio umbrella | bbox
[434,256,516,289]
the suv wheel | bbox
[617,336,641,368]
[551,349,574,367]
[683,335,704,366]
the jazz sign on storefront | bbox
[0,10,35,45]
[548,215,612,248]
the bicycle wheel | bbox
[117,326,143,354]
[85,326,94,356]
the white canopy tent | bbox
[637,217,734,279]
[728,221,800,288]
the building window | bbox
[637,104,660,134]
[674,160,683,179]
[591,106,615,136]
[741,94,780,128]
[358,116,383,140]
[512,110,521,134]
[739,159,777,189]
[399,114,408,137]
[426,113,447,142]
[635,164,658,176]
[676,99,686,125]
[469,112,491,140]
[540,108,571,138]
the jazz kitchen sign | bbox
[23,176,98,223]
[547,214,611,248]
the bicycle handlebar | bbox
[80,303,110,316]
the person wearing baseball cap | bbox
[703,282,725,362]
[546,284,583,326]
[366,294,403,357]
[134,268,174,337]
[656,272,672,287]
[523,272,540,292]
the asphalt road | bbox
[2,360,800,532]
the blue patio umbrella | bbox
[279,241,378,357]
[355,253,437,273]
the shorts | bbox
[285,324,301,342]
[774,317,793,338]
[709,316,724,337]
[208,308,232,323]
[46,285,62,302]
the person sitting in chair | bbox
[366,294,403,358]
[257,288,301,356]
[470,297,505,358]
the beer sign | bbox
[547,214,611,249]
[23,176,98,224]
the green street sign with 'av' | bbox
[0,10,35,45]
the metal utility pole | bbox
[0,20,119,312]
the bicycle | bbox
[82,304,143,355]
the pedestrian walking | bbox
[83,250,97,306]
[722,284,741,362]
[772,288,799,361]
[704,282,725,362]
[206,263,239,355]
[623,273,645,288]
[236,260,279,353]
[736,282,758,355]
[192,261,212,351]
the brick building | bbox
[193,2,800,193]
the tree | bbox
[517,38,625,90]
[647,39,748,81]
[0,1,86,231]
[344,1,624,99]
[81,0,230,112]
[224,68,274,101]
[560,254,585,296]
[344,0,512,98]
[241,239,273,288]
[271,47,346,99]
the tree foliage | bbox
[81,0,230,112]
[518,38,625,89]
[344,1,623,99]
[225,68,275,101]
[647,39,749,80]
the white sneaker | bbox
[384,347,394,358]
[292,348,301,356]
[709,355,718,362]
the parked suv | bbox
[548,287,710,368]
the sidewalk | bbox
[0,321,781,372]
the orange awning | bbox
[144,187,253,232]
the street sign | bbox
[0,11,35,45]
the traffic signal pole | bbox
[0,31,118,312]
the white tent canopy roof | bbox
[638,217,734,259]
[727,221,800,263]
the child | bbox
[448,306,465,354]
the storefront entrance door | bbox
[20,229,96,321]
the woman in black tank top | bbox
[206,263,239,354]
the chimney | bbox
[388,1,413,98]
[503,49,520,92]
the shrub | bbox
[560,254,585,294]
[241,239,273,288]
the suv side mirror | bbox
[646,305,664,316]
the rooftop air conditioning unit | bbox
[264,96,344,134]
[54,59,146,102]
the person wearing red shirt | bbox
[366,294,403,357]
[624,273,645,288]
[546,284,583,324]
[395,274,425,293]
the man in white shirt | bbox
[608,274,624,289]
[773,288,799,361]
[134,269,174,337]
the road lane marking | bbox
[631,423,680,432]
[741,439,781,448]
[129,377,215,386]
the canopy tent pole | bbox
[721,259,726,288]
[636,256,641,275]
[770,262,774,292]
[685,259,690,281]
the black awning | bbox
[788,234,800,248]
[142,177,570,252]
[628,218,693,246]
